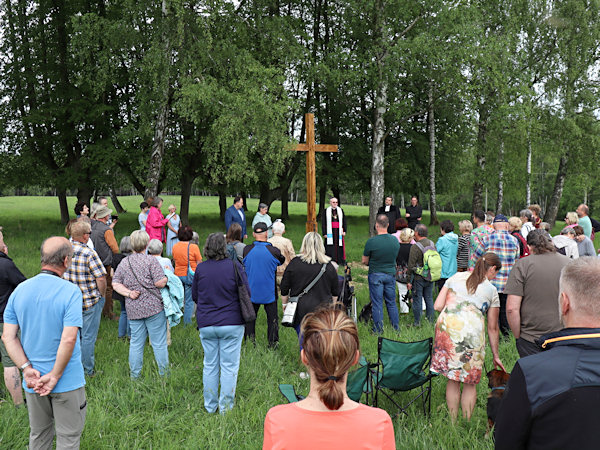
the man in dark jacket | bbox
[224,196,247,241]
[90,206,119,320]
[377,196,401,233]
[0,232,26,406]
[495,257,600,450]
[405,195,422,229]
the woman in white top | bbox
[431,252,506,421]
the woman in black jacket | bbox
[280,232,339,342]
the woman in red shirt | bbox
[145,197,174,243]
[263,306,395,449]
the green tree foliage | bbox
[1,0,600,224]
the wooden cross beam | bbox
[292,113,338,233]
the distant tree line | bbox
[1,0,599,226]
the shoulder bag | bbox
[182,243,195,285]
[282,263,327,327]
[232,260,256,323]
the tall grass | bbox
[0,196,575,449]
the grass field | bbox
[0,196,583,449]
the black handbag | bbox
[232,260,256,323]
[395,264,410,284]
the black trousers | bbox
[498,293,510,337]
[516,337,542,358]
[244,302,279,347]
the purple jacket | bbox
[192,258,250,328]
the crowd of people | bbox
[2,194,600,449]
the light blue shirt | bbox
[4,274,85,393]
[139,211,149,230]
[436,232,458,279]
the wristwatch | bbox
[20,361,31,370]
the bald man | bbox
[496,257,600,449]
[2,237,87,449]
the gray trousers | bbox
[25,386,87,450]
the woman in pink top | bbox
[263,306,395,450]
[145,197,174,243]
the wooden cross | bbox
[292,113,338,233]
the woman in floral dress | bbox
[431,252,506,421]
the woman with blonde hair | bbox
[431,252,505,421]
[508,217,529,258]
[396,227,415,313]
[263,306,395,449]
[564,212,578,228]
[165,204,180,256]
[280,232,339,340]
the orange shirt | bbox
[172,241,202,276]
[263,403,395,450]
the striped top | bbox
[457,234,470,269]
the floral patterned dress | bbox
[430,272,499,384]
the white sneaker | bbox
[299,372,310,380]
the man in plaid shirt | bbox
[469,210,494,270]
[474,214,519,337]
[64,221,107,376]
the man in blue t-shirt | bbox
[363,215,401,333]
[2,237,86,449]
[243,222,284,347]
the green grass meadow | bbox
[0,196,580,449]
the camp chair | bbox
[279,356,373,404]
[373,337,435,417]
[278,384,304,403]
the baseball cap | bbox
[253,222,268,233]
[493,214,508,223]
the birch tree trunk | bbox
[427,83,438,226]
[367,0,390,236]
[496,140,504,214]
[544,154,568,227]
[472,104,489,214]
[526,127,532,206]
[369,79,387,236]
[144,0,172,200]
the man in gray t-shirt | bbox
[505,230,570,357]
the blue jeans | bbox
[368,272,399,334]
[118,299,130,338]
[179,276,195,325]
[129,310,169,378]
[81,297,105,375]
[412,277,435,325]
[199,325,245,414]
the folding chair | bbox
[373,337,435,417]
[278,384,304,403]
[346,355,374,403]
[278,356,374,404]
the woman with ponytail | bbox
[431,252,506,421]
[263,306,395,449]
